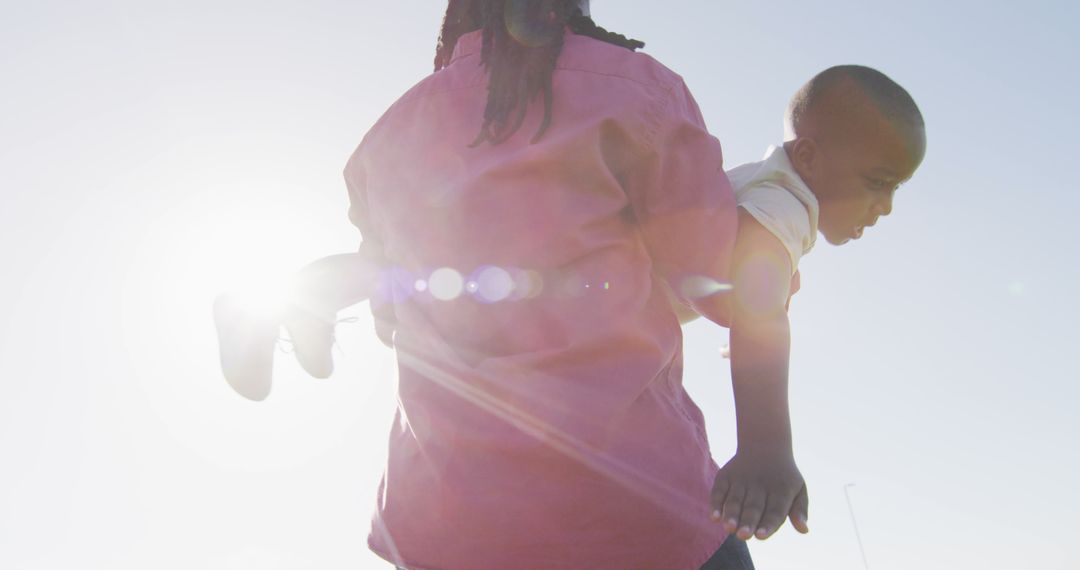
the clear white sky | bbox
[1,1,1077,568]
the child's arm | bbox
[691,208,810,540]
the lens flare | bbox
[504,0,562,48]
[733,252,790,316]
[474,265,514,303]
[558,273,587,298]
[429,267,465,301]
[388,267,417,302]
[390,340,716,534]
[510,268,544,300]
[680,275,733,300]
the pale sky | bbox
[1,1,1077,569]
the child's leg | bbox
[281,251,382,378]
[214,250,382,399]
[286,251,381,315]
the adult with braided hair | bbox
[213,1,773,568]
[434,0,645,145]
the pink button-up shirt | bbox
[345,30,737,570]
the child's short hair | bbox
[786,65,924,139]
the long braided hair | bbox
[434,0,645,146]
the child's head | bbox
[783,65,926,245]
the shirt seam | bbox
[554,64,678,90]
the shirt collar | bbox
[450,28,581,64]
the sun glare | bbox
[120,179,397,475]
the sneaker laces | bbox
[275,315,359,355]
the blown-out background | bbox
[2,1,1077,568]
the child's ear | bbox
[787,138,819,183]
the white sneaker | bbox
[282,301,336,380]
[212,292,280,401]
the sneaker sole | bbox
[213,293,278,401]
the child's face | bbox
[809,117,925,246]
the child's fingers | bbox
[754,493,791,540]
[735,487,766,540]
[720,483,747,534]
[710,476,731,522]
[788,484,810,534]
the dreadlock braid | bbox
[566,13,645,51]
[434,1,645,146]
[435,0,484,71]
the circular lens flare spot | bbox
[429,268,465,301]
[504,0,562,47]
[474,266,514,303]
[510,269,544,300]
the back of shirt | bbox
[347,30,737,570]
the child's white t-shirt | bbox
[726,145,819,273]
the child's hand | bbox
[710,450,809,540]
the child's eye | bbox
[865,177,891,191]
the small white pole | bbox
[844,483,871,570]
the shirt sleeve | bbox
[344,149,379,247]
[617,80,737,308]
[737,183,813,274]
[344,148,396,347]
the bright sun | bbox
[120,179,398,473]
